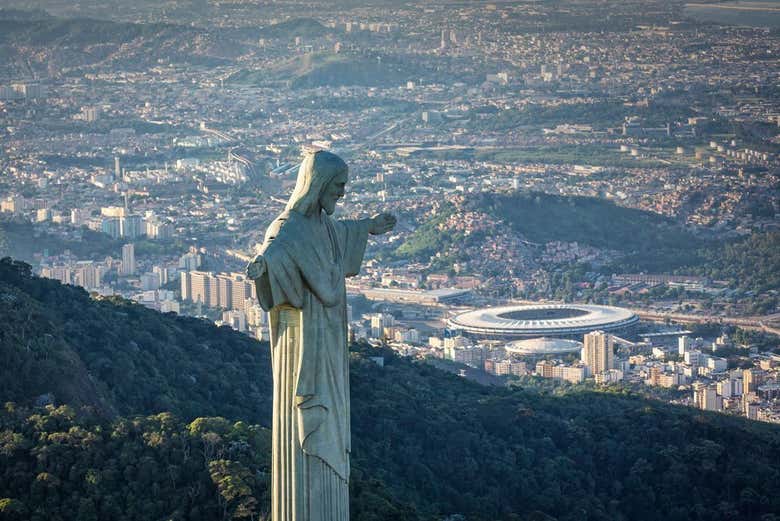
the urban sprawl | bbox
[1,0,779,424]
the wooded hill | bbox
[395,191,780,293]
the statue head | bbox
[286,150,348,216]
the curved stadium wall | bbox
[448,304,639,340]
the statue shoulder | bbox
[261,210,310,248]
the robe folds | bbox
[253,209,369,521]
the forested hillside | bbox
[396,192,703,263]
[2,258,780,521]
[395,191,780,293]
[0,258,272,420]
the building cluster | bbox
[354,313,780,424]
[40,261,110,292]
[0,82,47,100]
[2,195,175,241]
[180,270,267,340]
[37,247,207,315]
[692,366,780,424]
[625,334,780,424]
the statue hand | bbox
[369,213,396,235]
[246,256,266,280]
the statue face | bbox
[319,170,347,215]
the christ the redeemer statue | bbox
[246,150,396,521]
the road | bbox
[631,309,780,336]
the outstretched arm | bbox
[368,213,397,235]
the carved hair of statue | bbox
[285,150,348,216]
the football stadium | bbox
[448,304,639,339]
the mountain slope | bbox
[395,192,780,294]
[229,52,429,89]
[350,350,780,520]
[0,14,248,76]
[396,192,703,262]
[0,258,272,421]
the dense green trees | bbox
[0,405,269,521]
[467,101,696,132]
[0,257,273,420]
[480,192,700,254]
[695,231,780,294]
[350,346,780,521]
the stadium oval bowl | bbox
[448,304,639,339]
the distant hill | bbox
[1,257,780,520]
[0,219,120,263]
[0,8,53,21]
[481,191,699,253]
[396,191,713,272]
[0,17,177,47]
[0,14,247,76]
[395,192,780,297]
[230,51,431,88]
[403,191,701,254]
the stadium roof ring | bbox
[448,304,639,339]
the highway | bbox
[631,309,780,336]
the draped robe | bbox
[253,209,369,521]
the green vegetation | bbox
[683,4,780,30]
[396,192,707,270]
[0,9,53,21]
[2,258,780,520]
[396,193,779,300]
[0,218,188,264]
[395,204,458,260]
[0,14,233,72]
[406,145,673,168]
[696,231,780,294]
[31,118,184,136]
[483,192,702,258]
[0,18,180,46]
[475,145,675,168]
[351,344,780,521]
[230,52,429,89]
[611,229,780,303]
[134,238,191,258]
[468,102,695,131]
[0,406,271,521]
[0,258,272,419]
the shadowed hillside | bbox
[395,191,780,287]
[229,52,428,89]
[0,258,272,421]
